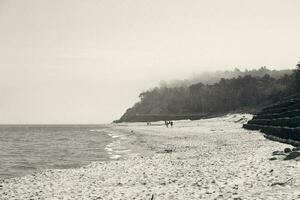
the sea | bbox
[0,124,116,179]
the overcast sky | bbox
[0,0,300,124]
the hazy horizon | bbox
[1,0,300,124]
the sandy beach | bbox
[1,114,299,200]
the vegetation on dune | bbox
[116,65,299,122]
[243,63,300,144]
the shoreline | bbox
[0,125,113,180]
[102,127,148,161]
[0,126,141,181]
[1,114,300,199]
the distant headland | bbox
[115,65,300,123]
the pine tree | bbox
[296,62,300,92]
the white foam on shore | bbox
[114,149,131,154]
[108,133,124,138]
[89,129,105,132]
[104,147,113,152]
[104,130,133,160]
[110,155,121,159]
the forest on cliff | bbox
[117,64,300,122]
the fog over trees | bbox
[117,66,299,122]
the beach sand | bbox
[1,114,299,200]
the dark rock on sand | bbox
[284,148,292,153]
[272,151,286,156]
[269,157,277,161]
[292,146,300,151]
[284,151,300,160]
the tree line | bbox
[117,64,300,122]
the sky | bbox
[0,0,300,124]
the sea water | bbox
[0,125,113,179]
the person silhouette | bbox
[165,121,169,128]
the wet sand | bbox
[1,114,299,199]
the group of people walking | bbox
[146,121,174,128]
[164,121,173,128]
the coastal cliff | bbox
[116,67,299,123]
